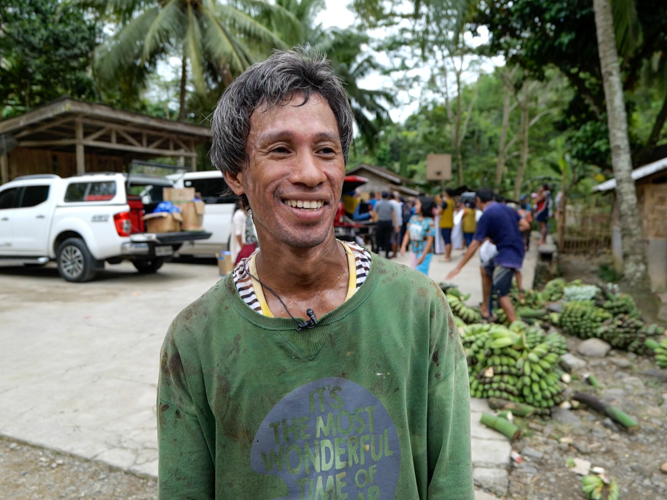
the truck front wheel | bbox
[56,238,97,282]
[132,258,164,274]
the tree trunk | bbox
[454,69,463,185]
[495,69,513,188]
[593,0,649,286]
[513,82,530,200]
[178,51,188,122]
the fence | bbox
[559,206,612,254]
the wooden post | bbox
[190,140,197,172]
[0,154,8,184]
[75,117,85,175]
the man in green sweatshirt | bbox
[157,49,474,499]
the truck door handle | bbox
[36,215,45,219]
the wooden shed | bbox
[346,163,421,197]
[0,97,211,184]
[594,156,667,290]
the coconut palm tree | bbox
[592,0,648,286]
[77,0,299,120]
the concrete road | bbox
[0,243,536,481]
[0,259,222,477]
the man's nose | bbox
[290,151,327,187]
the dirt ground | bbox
[0,437,157,500]
[505,253,667,499]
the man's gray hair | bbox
[210,48,354,177]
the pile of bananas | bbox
[446,293,483,324]
[595,314,649,352]
[462,322,566,410]
[563,284,600,302]
[542,278,566,301]
[601,293,640,318]
[560,301,612,338]
[581,474,619,500]
[645,337,667,367]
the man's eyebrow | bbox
[256,130,341,145]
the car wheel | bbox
[56,238,97,282]
[132,258,164,274]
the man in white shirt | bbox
[389,192,403,258]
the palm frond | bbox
[215,4,288,50]
[142,0,186,62]
[611,0,642,58]
[95,6,161,80]
[185,4,206,95]
[199,8,247,74]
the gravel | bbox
[507,342,667,500]
[0,437,156,500]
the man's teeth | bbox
[284,200,324,210]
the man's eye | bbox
[320,147,335,155]
[271,147,290,154]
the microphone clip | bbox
[296,309,318,332]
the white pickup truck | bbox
[0,173,211,282]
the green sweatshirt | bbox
[157,256,473,499]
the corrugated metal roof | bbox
[594,156,667,191]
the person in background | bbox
[446,188,529,323]
[374,191,397,258]
[400,197,413,246]
[389,191,403,258]
[230,199,247,264]
[462,200,477,247]
[367,191,377,210]
[401,196,436,276]
[452,200,465,250]
[534,184,550,245]
[438,188,455,261]
[517,197,533,251]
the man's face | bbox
[226,93,345,249]
[476,196,483,210]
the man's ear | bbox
[224,170,245,196]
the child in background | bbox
[400,196,436,276]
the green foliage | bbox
[0,0,99,118]
[474,0,667,169]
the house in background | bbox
[0,97,211,184]
[346,164,421,198]
[594,155,667,290]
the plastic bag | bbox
[153,201,181,214]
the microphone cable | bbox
[243,261,317,332]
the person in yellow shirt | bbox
[462,200,477,247]
[438,189,455,261]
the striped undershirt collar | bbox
[232,241,372,316]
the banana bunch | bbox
[560,302,612,339]
[581,474,619,500]
[542,278,566,301]
[563,285,600,302]
[509,286,544,309]
[644,336,667,368]
[446,294,483,324]
[549,312,561,326]
[465,322,566,410]
[596,316,662,355]
[601,293,640,318]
